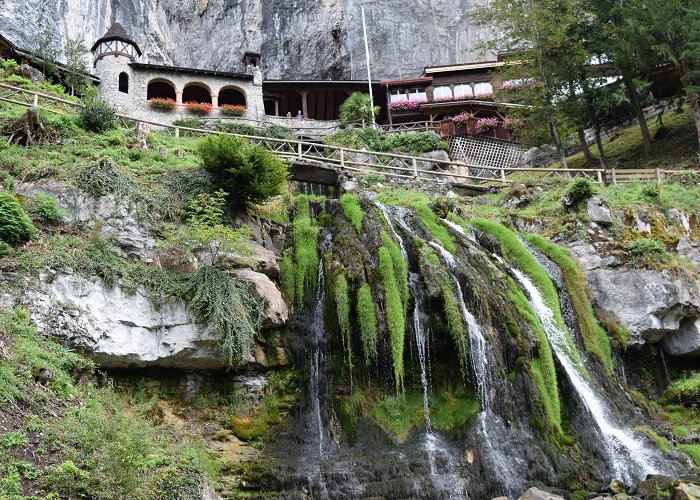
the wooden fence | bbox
[0,82,681,187]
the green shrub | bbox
[382,132,448,154]
[641,182,660,200]
[79,95,117,133]
[173,117,205,129]
[379,246,405,394]
[381,232,409,309]
[197,135,288,212]
[280,249,295,302]
[0,191,37,244]
[184,266,265,367]
[216,122,259,136]
[75,157,134,198]
[0,240,12,258]
[562,177,593,208]
[339,92,379,125]
[339,193,363,233]
[324,127,385,150]
[624,237,669,264]
[357,284,378,365]
[28,191,68,223]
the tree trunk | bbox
[577,125,595,165]
[622,75,652,154]
[549,118,570,177]
[688,92,700,158]
[594,123,608,169]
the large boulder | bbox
[23,273,288,369]
[587,268,700,346]
[587,195,613,227]
[230,268,289,329]
[673,482,700,500]
[517,487,564,500]
[664,319,700,357]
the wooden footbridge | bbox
[0,83,680,187]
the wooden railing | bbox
[376,120,441,134]
[1,82,678,187]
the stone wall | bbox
[95,54,265,125]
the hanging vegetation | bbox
[379,246,405,394]
[357,284,379,365]
[380,232,409,311]
[334,272,353,382]
[291,195,319,307]
[184,266,265,367]
[339,193,363,234]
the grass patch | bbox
[471,218,585,374]
[564,106,698,171]
[339,193,363,233]
[430,388,480,433]
[0,307,215,499]
[381,231,409,310]
[662,371,700,405]
[524,234,613,370]
[376,189,455,253]
[635,426,700,465]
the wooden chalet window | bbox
[408,88,427,100]
[433,86,453,99]
[474,81,494,95]
[390,89,408,103]
[453,83,473,98]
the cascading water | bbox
[309,260,327,456]
[443,218,477,244]
[497,254,669,484]
[428,242,493,409]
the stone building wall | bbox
[95,53,265,125]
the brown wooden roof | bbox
[91,23,142,56]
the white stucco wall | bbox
[94,51,265,125]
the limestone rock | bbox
[25,274,224,369]
[248,241,280,279]
[23,273,287,369]
[16,179,156,260]
[517,487,564,500]
[587,195,613,226]
[673,482,700,500]
[587,268,700,346]
[230,268,289,329]
[664,319,700,357]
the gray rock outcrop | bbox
[587,268,700,346]
[24,273,289,369]
[587,195,613,227]
[517,487,564,500]
[0,0,495,80]
[16,179,155,260]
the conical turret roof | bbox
[91,22,141,56]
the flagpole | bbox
[361,6,375,128]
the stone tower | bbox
[91,23,142,112]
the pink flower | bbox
[452,112,472,126]
[475,117,500,133]
[388,98,427,112]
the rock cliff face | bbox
[0,0,495,80]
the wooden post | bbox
[340,149,345,170]
[500,166,506,184]
[297,141,302,160]
[597,170,603,184]
[611,168,617,185]
[33,93,38,107]
[175,127,180,138]
[412,158,418,178]
[656,167,662,183]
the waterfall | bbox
[443,218,477,244]
[309,260,326,456]
[429,242,493,409]
[498,255,667,483]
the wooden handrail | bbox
[0,83,618,184]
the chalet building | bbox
[382,60,517,140]
[91,23,264,124]
[262,80,385,122]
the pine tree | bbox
[63,38,90,96]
